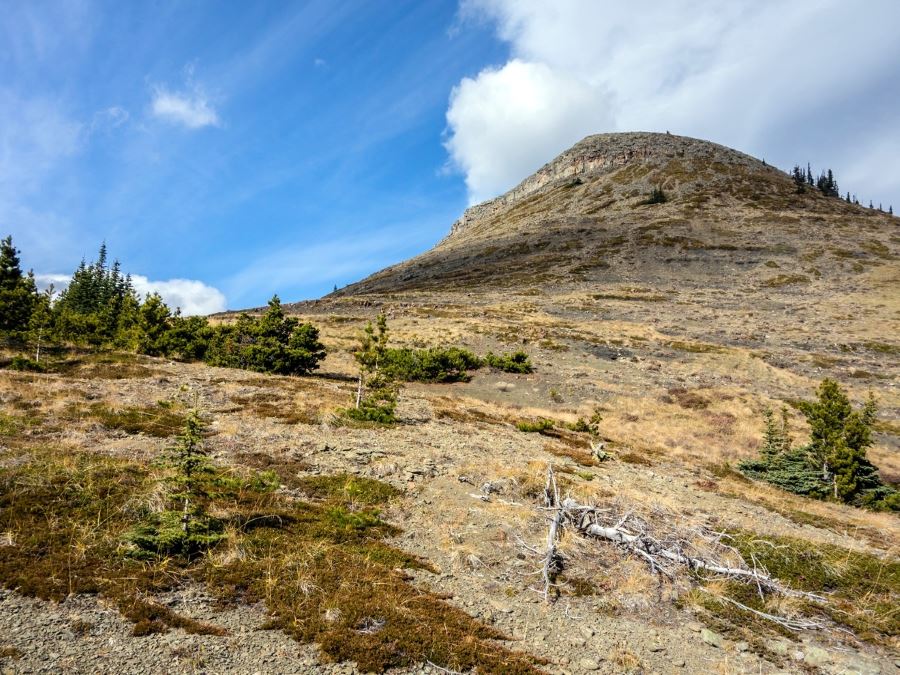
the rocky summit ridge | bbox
[447,132,766,240]
[333,131,895,298]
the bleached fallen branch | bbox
[542,465,564,602]
[538,465,827,615]
[715,594,825,631]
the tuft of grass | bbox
[872,418,900,437]
[618,451,654,466]
[543,442,600,468]
[864,341,900,356]
[706,462,750,483]
[592,292,667,302]
[0,646,23,660]
[232,452,312,487]
[667,341,724,354]
[293,473,402,506]
[664,387,710,409]
[760,274,810,288]
[559,574,596,596]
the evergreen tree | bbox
[348,313,398,422]
[137,293,172,356]
[760,409,783,460]
[55,244,149,346]
[164,315,213,361]
[816,169,839,197]
[806,163,814,186]
[890,205,894,215]
[741,381,895,510]
[0,236,38,336]
[204,296,325,375]
[791,165,806,193]
[798,380,880,502]
[170,410,215,536]
[353,313,388,408]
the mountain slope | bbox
[335,132,896,296]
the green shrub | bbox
[205,296,325,375]
[640,186,667,205]
[7,355,46,372]
[484,350,533,373]
[381,346,481,382]
[516,419,554,433]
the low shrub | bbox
[484,350,533,374]
[6,355,46,372]
[382,346,481,383]
[516,419,554,433]
[640,186,667,205]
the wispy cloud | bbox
[223,219,443,306]
[90,105,129,132]
[151,85,219,129]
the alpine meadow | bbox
[2,3,900,675]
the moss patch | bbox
[667,341,724,354]
[0,447,541,673]
[79,402,187,437]
[720,530,900,645]
[761,274,810,288]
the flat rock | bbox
[700,628,723,648]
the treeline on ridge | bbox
[0,237,326,375]
[790,162,893,213]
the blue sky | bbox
[3,0,899,313]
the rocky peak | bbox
[447,132,766,239]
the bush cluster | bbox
[483,350,533,373]
[382,346,481,383]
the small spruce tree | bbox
[348,313,398,423]
[0,236,39,337]
[791,165,806,193]
[26,285,55,362]
[798,381,883,503]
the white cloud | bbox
[35,273,226,316]
[448,0,900,208]
[151,86,219,129]
[131,275,226,315]
[446,59,613,204]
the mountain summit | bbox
[336,132,893,296]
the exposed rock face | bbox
[447,132,763,240]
